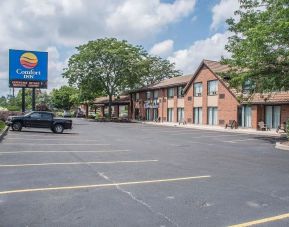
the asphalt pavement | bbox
[0,119,289,227]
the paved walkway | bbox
[139,121,286,137]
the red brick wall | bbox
[218,81,239,126]
[251,105,258,129]
[281,105,289,124]
[184,84,193,123]
[184,65,239,126]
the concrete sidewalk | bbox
[139,121,286,137]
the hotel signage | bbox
[9,49,48,88]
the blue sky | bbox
[0,0,239,97]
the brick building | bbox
[130,59,289,130]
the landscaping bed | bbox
[0,120,5,132]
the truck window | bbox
[41,113,53,120]
[30,113,41,119]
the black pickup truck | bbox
[5,111,72,133]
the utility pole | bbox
[22,88,25,113]
[32,88,36,111]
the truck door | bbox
[29,112,42,128]
[40,113,53,128]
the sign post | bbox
[9,49,48,112]
[32,88,36,111]
[22,88,25,113]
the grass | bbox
[0,120,5,132]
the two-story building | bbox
[130,59,289,130]
[130,75,192,123]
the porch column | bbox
[100,106,105,117]
[251,105,258,129]
[115,105,119,118]
[128,104,132,119]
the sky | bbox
[0,0,240,97]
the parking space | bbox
[1,119,289,226]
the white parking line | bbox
[191,134,244,139]
[224,138,259,143]
[0,150,130,154]
[4,138,101,142]
[0,160,158,167]
[2,143,110,146]
[0,175,211,195]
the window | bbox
[208,80,218,95]
[146,91,151,100]
[30,112,41,119]
[208,107,218,125]
[242,80,256,93]
[41,113,52,120]
[153,108,158,121]
[136,93,139,100]
[167,108,174,122]
[265,106,281,129]
[167,88,174,99]
[194,83,202,97]
[193,107,202,124]
[146,109,151,121]
[177,108,184,122]
[153,90,159,99]
[241,106,252,128]
[177,86,184,98]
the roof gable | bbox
[184,60,239,103]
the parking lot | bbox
[1,119,289,227]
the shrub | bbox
[95,113,100,120]
[0,107,8,111]
[7,106,21,111]
[0,120,5,132]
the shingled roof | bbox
[130,74,193,92]
[245,92,289,104]
[183,59,240,100]
[93,95,130,105]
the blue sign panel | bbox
[9,49,48,88]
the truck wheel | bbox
[54,124,64,134]
[12,122,22,131]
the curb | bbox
[0,126,9,142]
[275,142,289,151]
[142,122,285,138]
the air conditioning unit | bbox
[212,91,217,95]
[197,93,202,96]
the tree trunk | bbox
[85,103,89,118]
[108,94,112,119]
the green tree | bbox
[14,89,32,111]
[50,86,80,111]
[139,56,181,87]
[0,96,7,108]
[63,38,180,118]
[222,0,289,93]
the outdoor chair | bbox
[225,120,238,129]
[178,120,187,125]
[276,122,287,133]
[258,121,269,131]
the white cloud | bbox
[45,47,68,92]
[0,0,197,96]
[210,0,240,30]
[150,40,174,57]
[106,0,196,41]
[168,32,231,74]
